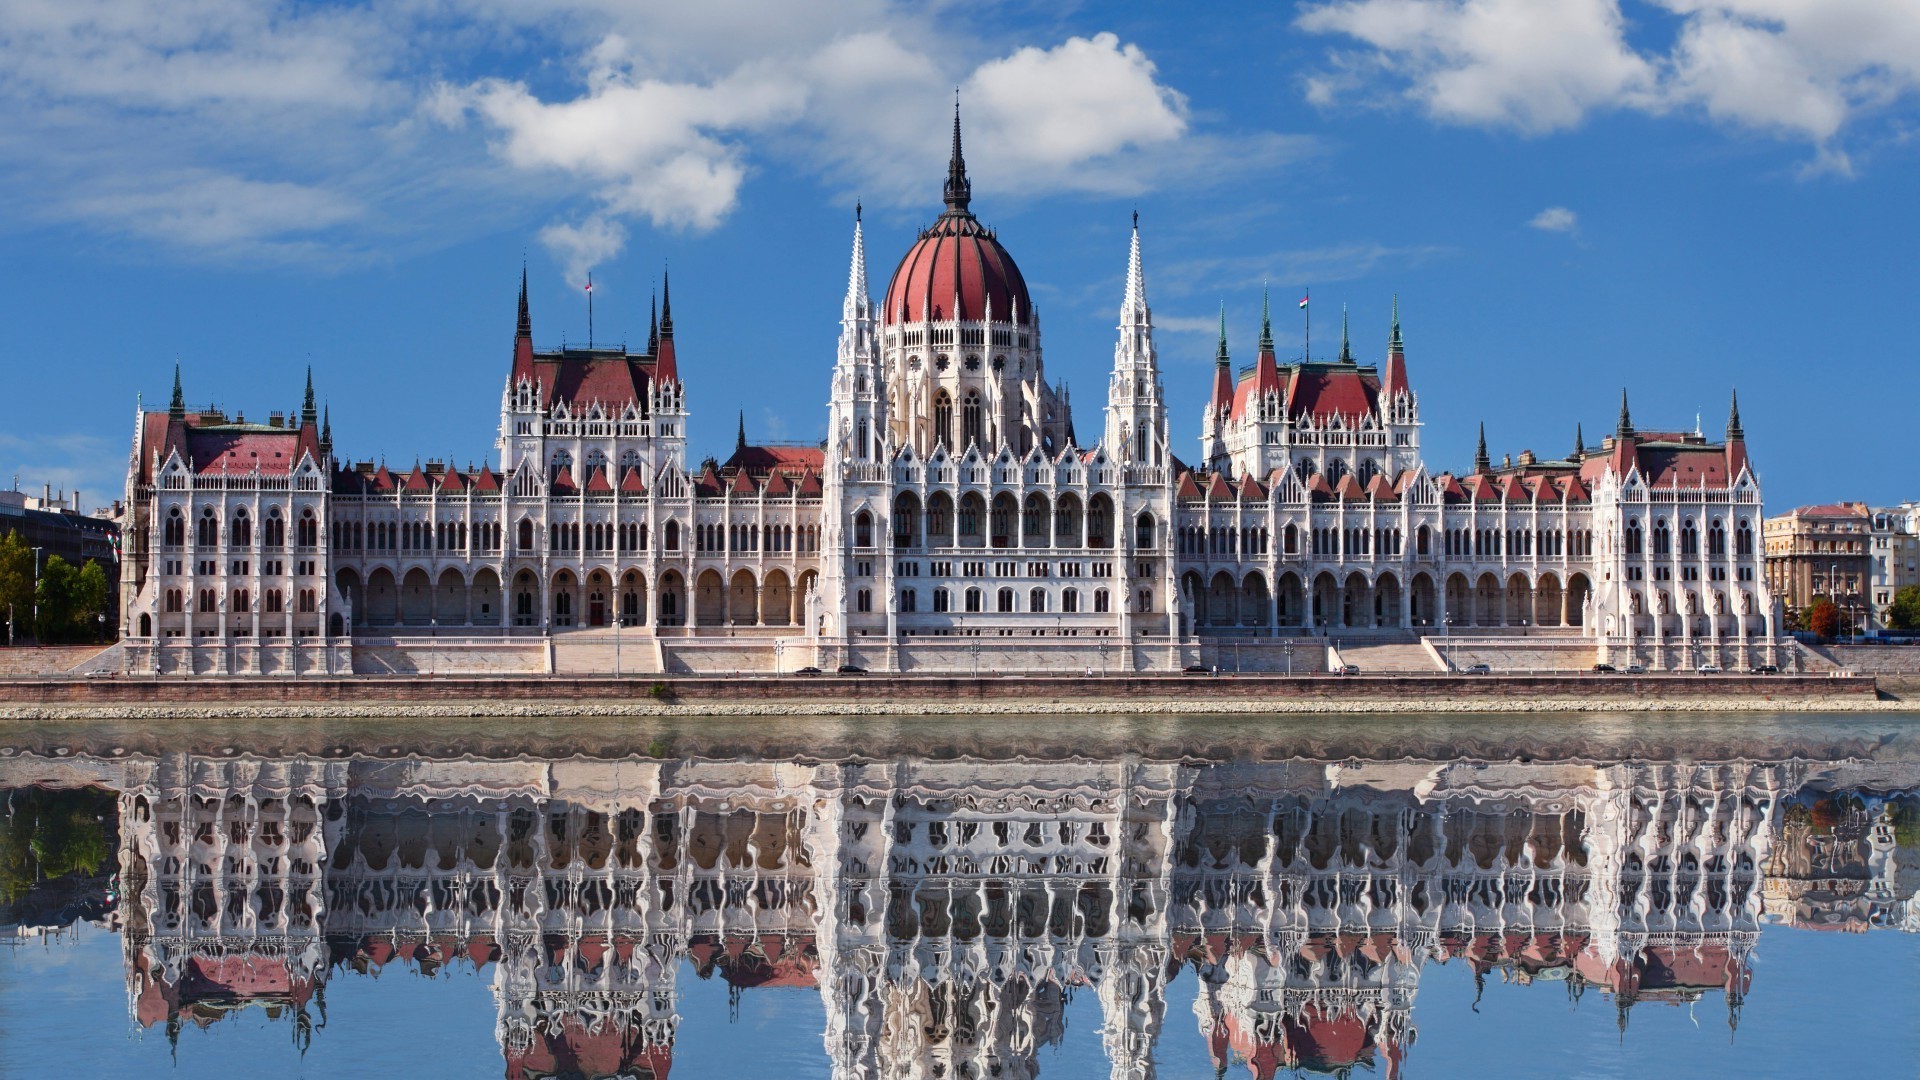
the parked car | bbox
[1697,663,1722,674]
[1623,662,1648,674]
[1183,664,1211,674]
[793,666,823,676]
[1464,663,1491,675]
[1334,664,1361,675]
[1592,663,1617,674]
[836,664,868,675]
[1753,664,1780,674]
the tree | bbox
[1804,597,1842,642]
[1886,585,1920,632]
[71,559,110,641]
[0,530,30,643]
[33,554,74,644]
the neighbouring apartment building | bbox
[1765,502,1873,632]
[118,111,1779,675]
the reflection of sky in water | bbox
[4,929,1915,1077]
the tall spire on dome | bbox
[169,363,185,420]
[1474,422,1490,473]
[516,264,531,338]
[1259,285,1274,353]
[943,93,972,214]
[1121,211,1148,325]
[845,202,871,319]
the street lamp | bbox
[30,546,42,643]
[969,641,981,677]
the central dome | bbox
[881,110,1032,327]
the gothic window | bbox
[164,508,185,547]
[1736,520,1754,556]
[1135,512,1156,550]
[1136,588,1152,613]
[1417,524,1430,556]
[854,511,874,548]
[233,589,250,614]
[998,588,1015,613]
[1284,523,1298,555]
[264,508,285,548]
[165,589,182,613]
[1088,502,1110,548]
[958,495,981,539]
[297,510,318,548]
[1029,587,1048,613]
[933,588,950,613]
[856,419,869,458]
[1625,520,1644,555]
[585,449,608,476]
[665,520,680,551]
[857,588,872,613]
[1326,459,1348,485]
[622,450,642,471]
[934,391,954,449]
[1357,460,1378,486]
[1681,519,1699,555]
[1062,589,1080,613]
[298,589,316,613]
[962,390,983,448]
[1293,458,1317,483]
[1094,588,1110,613]
[1709,520,1727,556]
[265,590,283,614]
[900,589,917,613]
[1653,520,1672,555]
[551,450,572,474]
[965,588,983,613]
[231,508,251,548]
[197,509,219,548]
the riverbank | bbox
[0,671,1890,719]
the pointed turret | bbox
[1724,389,1749,476]
[1338,304,1354,363]
[1610,389,1640,475]
[169,363,185,420]
[1573,423,1585,459]
[320,405,332,456]
[845,203,871,320]
[654,269,678,385]
[1120,211,1148,326]
[1210,303,1234,419]
[1474,422,1490,473]
[1616,389,1634,436]
[647,291,658,355]
[301,366,317,426]
[516,264,531,338]
[943,96,972,214]
[1258,285,1274,354]
[1383,294,1410,398]
[736,411,747,455]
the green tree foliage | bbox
[1886,585,1920,631]
[33,554,74,643]
[0,530,31,642]
[0,788,115,905]
[1805,597,1843,642]
[72,559,110,641]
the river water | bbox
[1,712,1915,1078]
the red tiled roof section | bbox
[618,466,647,494]
[882,212,1031,326]
[1638,446,1730,487]
[529,350,659,410]
[584,465,614,494]
[723,444,825,478]
[1287,366,1381,423]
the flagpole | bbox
[587,272,594,348]
[1304,287,1310,362]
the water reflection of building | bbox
[82,754,1918,1077]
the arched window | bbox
[517,518,535,551]
[854,511,874,548]
[1135,512,1156,550]
[1736,520,1754,556]
[962,390,983,449]
[933,588,951,613]
[1625,520,1644,555]
[665,520,680,551]
[164,508,185,547]
[232,588,250,614]
[1029,587,1048,613]
[231,508,251,548]
[1709,520,1727,556]
[197,509,218,548]
[1653,520,1671,555]
[1681,519,1699,555]
[965,588,983,613]
[856,418,869,459]
[997,588,1015,613]
[1062,589,1080,613]
[1284,522,1298,555]
[297,509,318,548]
[933,391,954,449]
[900,588,917,613]
[1094,588,1110,613]
[1416,524,1430,556]
[264,507,284,548]
[1326,458,1348,485]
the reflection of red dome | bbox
[881,109,1031,327]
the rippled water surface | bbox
[1,712,1916,1079]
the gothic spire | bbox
[1389,293,1403,353]
[943,94,972,214]
[845,203,871,319]
[1121,212,1148,325]
[736,410,747,454]
[1617,388,1634,436]
[1726,389,1743,438]
[320,404,332,454]
[647,291,658,354]
[1215,303,1230,366]
[1574,422,1585,458]
[169,363,185,419]
[516,264,531,338]
[659,269,674,340]
[1338,304,1353,363]
[1474,422,1490,473]
[301,366,317,425]
[1258,284,1274,353]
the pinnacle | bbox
[1121,215,1148,324]
[1215,303,1230,365]
[1259,285,1273,353]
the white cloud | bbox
[540,215,628,287]
[1296,0,1920,164]
[1529,206,1579,232]
[69,172,363,249]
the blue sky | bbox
[1,0,1916,512]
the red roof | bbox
[585,464,613,494]
[883,210,1031,326]
[139,411,322,482]
[1287,364,1381,423]
[619,465,647,494]
[723,444,826,478]
[550,466,577,495]
[472,466,500,492]
[1207,472,1234,500]
[1176,471,1203,500]
[795,468,822,497]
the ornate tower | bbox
[1103,216,1167,467]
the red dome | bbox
[882,213,1031,327]
[881,106,1032,327]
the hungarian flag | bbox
[1298,294,1309,309]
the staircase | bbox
[1334,640,1446,672]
